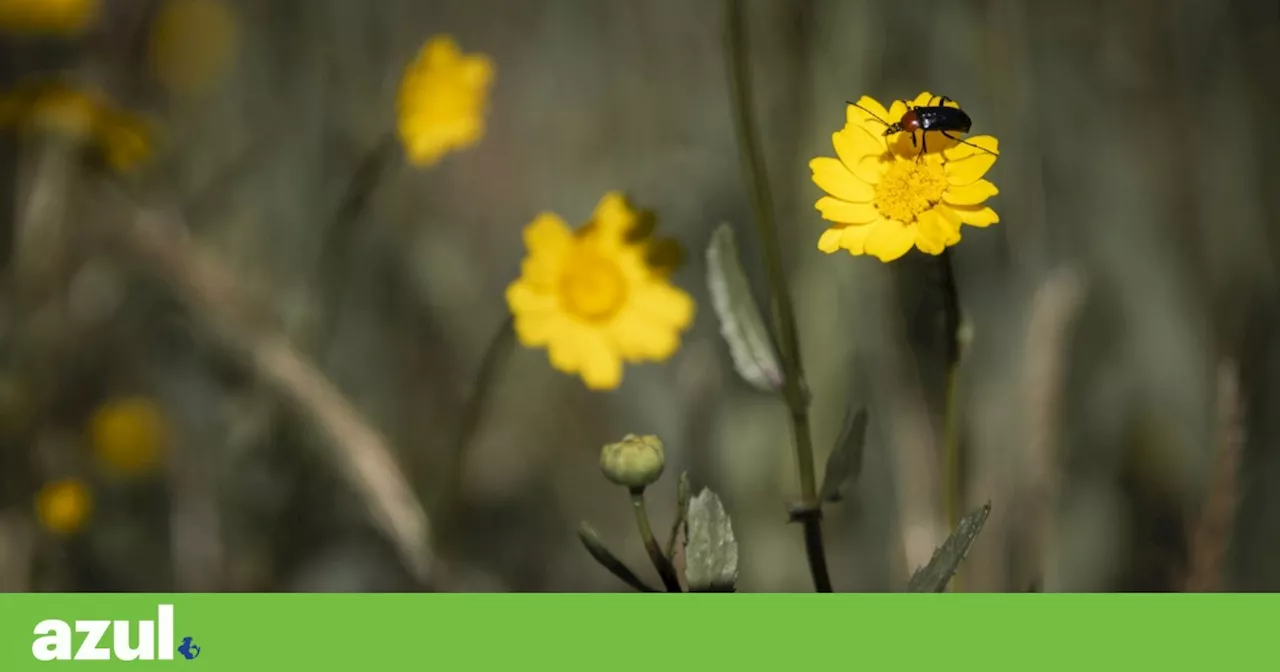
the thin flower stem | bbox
[438,317,516,528]
[724,0,832,592]
[942,361,962,591]
[631,489,683,592]
[939,250,964,591]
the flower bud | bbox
[600,434,665,490]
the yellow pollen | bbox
[874,159,948,223]
[560,245,627,322]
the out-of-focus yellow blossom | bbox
[0,82,153,173]
[505,193,695,390]
[89,396,168,476]
[396,35,494,167]
[35,478,92,535]
[148,0,238,97]
[810,92,999,262]
[0,0,97,35]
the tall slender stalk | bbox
[939,251,964,590]
[723,0,832,592]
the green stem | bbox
[438,317,516,533]
[631,489,683,592]
[939,250,964,591]
[942,361,962,591]
[724,0,831,593]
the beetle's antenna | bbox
[939,130,1000,157]
[847,101,891,128]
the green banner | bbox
[0,594,1270,669]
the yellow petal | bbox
[914,209,961,256]
[863,219,915,262]
[952,205,1000,228]
[591,192,637,238]
[547,328,584,373]
[577,330,623,390]
[506,281,554,315]
[609,306,679,361]
[850,151,886,185]
[944,135,998,160]
[425,35,461,66]
[817,227,844,253]
[887,99,908,121]
[810,157,874,202]
[943,179,999,206]
[524,212,571,254]
[630,282,695,330]
[946,151,997,186]
[934,203,963,228]
[911,91,936,107]
[840,223,876,255]
[513,312,558,347]
[816,197,879,224]
[833,126,885,171]
[846,96,891,128]
[460,55,495,88]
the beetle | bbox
[848,95,999,161]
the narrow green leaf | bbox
[819,407,868,503]
[906,502,992,593]
[683,488,739,592]
[577,522,657,593]
[705,224,783,392]
[665,471,691,560]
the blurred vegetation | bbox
[1,0,1277,593]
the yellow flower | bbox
[0,82,154,173]
[0,0,96,35]
[35,478,92,535]
[810,92,999,262]
[505,193,695,390]
[397,35,494,167]
[88,396,168,476]
[147,0,238,98]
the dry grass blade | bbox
[108,203,433,585]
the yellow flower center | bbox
[874,159,948,223]
[560,245,627,322]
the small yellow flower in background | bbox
[148,0,238,98]
[397,35,494,167]
[506,193,695,390]
[35,478,92,535]
[810,92,999,263]
[89,396,169,476]
[0,82,154,173]
[0,0,96,35]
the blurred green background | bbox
[1,0,1278,592]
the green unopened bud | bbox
[600,434,665,490]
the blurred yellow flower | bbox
[148,0,238,97]
[810,92,999,262]
[0,0,96,35]
[89,396,168,476]
[505,193,695,390]
[397,35,494,167]
[0,82,153,173]
[35,478,92,535]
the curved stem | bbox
[437,316,516,530]
[724,0,832,592]
[631,489,683,592]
